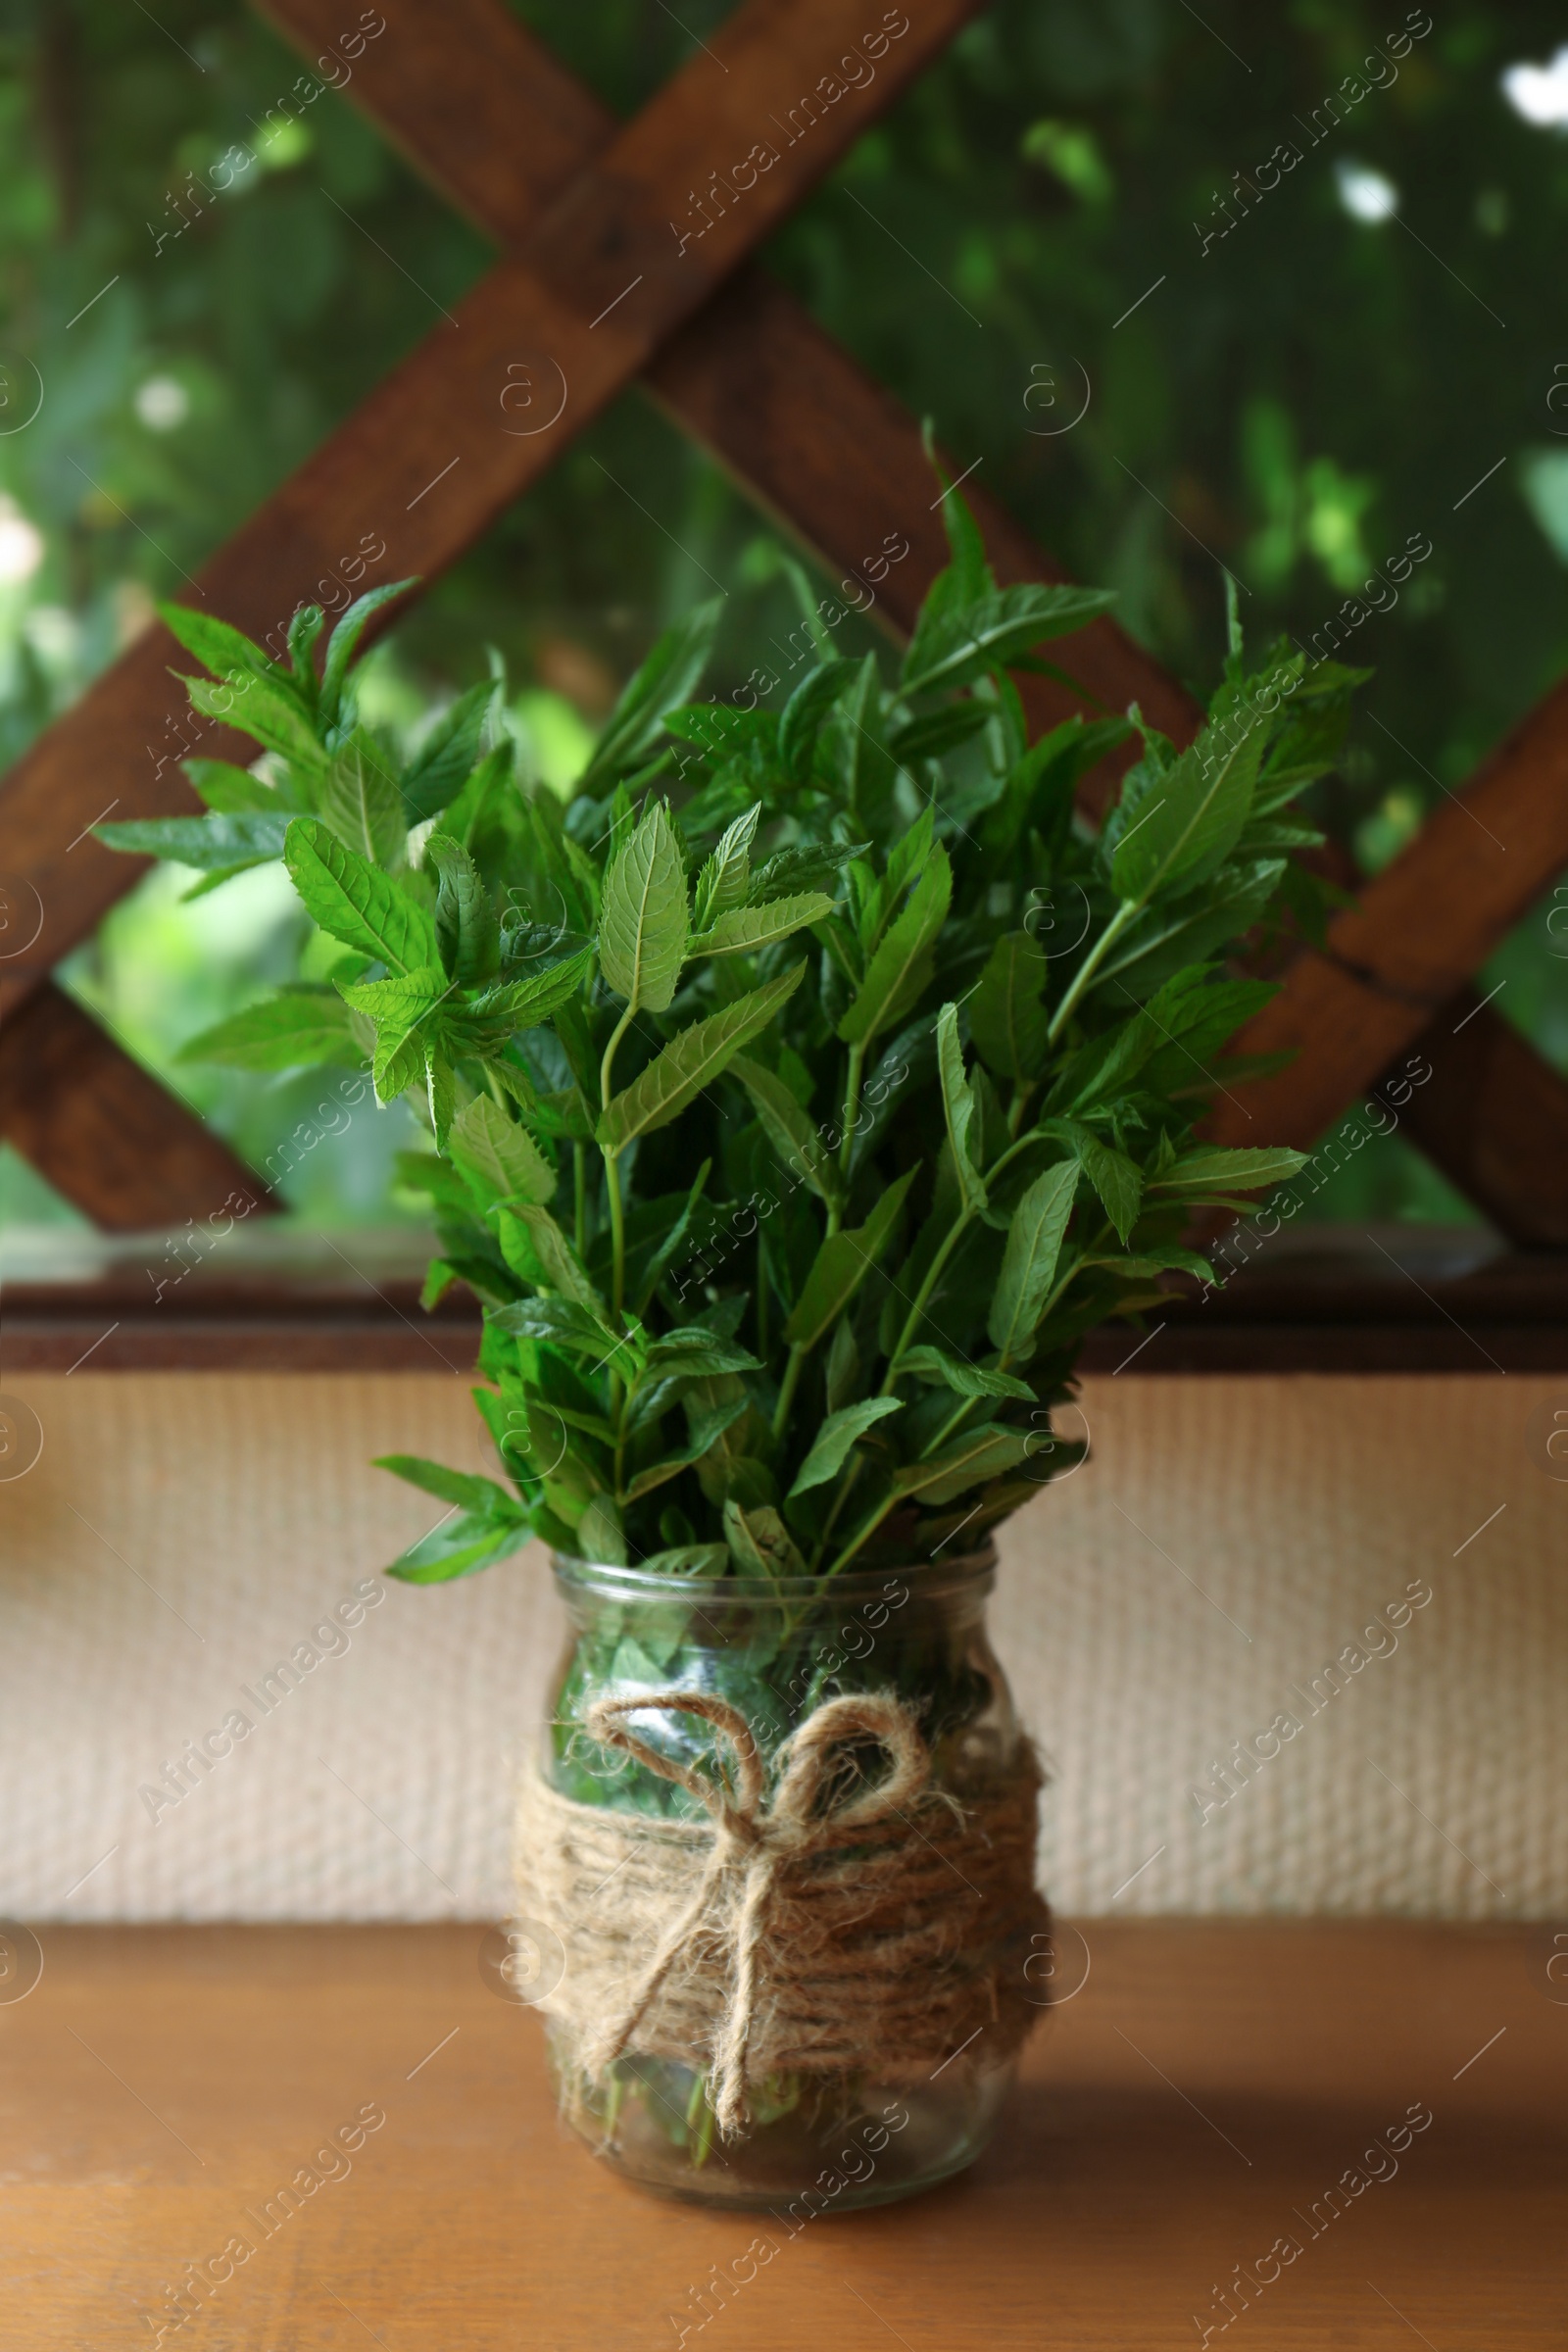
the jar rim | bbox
[551,1542,997,1608]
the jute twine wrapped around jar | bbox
[514,1689,1049,2135]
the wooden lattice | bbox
[2,0,1564,1244]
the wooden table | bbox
[2,1922,1562,2348]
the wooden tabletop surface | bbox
[2,1921,1562,2349]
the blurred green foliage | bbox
[2,0,1566,1231]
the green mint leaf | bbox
[788,1396,905,1497]
[175,987,363,1071]
[987,1160,1079,1357]
[1085,1248,1217,1284]
[599,963,805,1152]
[835,652,895,826]
[448,1095,556,1209]
[418,1259,462,1311]
[286,604,324,699]
[318,730,407,868]
[665,704,775,758]
[901,583,1114,700]
[338,965,447,1019]
[980,715,1130,862]
[440,743,513,855]
[689,891,835,960]
[489,1295,633,1366]
[936,1002,987,1212]
[424,1043,457,1148]
[384,1508,530,1584]
[1147,1146,1306,1196]
[597,800,689,1013]
[96,810,290,870]
[644,1329,763,1377]
[285,816,440,973]
[374,1455,525,1516]
[722,1500,806,1578]
[778,659,859,782]
[578,598,722,794]
[824,1316,859,1412]
[630,1158,713,1314]
[338,965,450,1102]
[930,444,992,596]
[426,831,501,985]
[692,804,759,932]
[498,1202,606,1314]
[729,1054,838,1204]
[624,1397,752,1503]
[182,759,300,815]
[886,703,990,766]
[969,931,1050,1081]
[892,1424,1034,1504]
[402,679,497,823]
[882,805,935,907]
[319,578,418,719]
[367,1027,423,1103]
[636,1544,730,1577]
[784,1165,916,1351]
[181,670,326,773]
[466,944,594,1033]
[577,1494,627,1566]
[836,844,951,1046]
[898,1346,1035,1400]
[156,599,278,683]
[1044,1118,1143,1244]
[1093,861,1285,1004]
[747,839,867,906]
[1109,722,1267,907]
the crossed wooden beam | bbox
[1,0,1565,1247]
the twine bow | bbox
[579,1688,929,2134]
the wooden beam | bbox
[253,0,614,242]
[1385,990,1568,1249]
[0,983,274,1231]
[1210,679,1568,1152]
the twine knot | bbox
[579,1689,929,2134]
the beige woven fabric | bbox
[0,1370,1560,1920]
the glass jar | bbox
[525,1544,1043,2210]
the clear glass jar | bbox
[528,1544,1042,2210]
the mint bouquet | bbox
[104,490,1356,1591]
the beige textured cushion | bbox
[0,1371,1557,1921]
